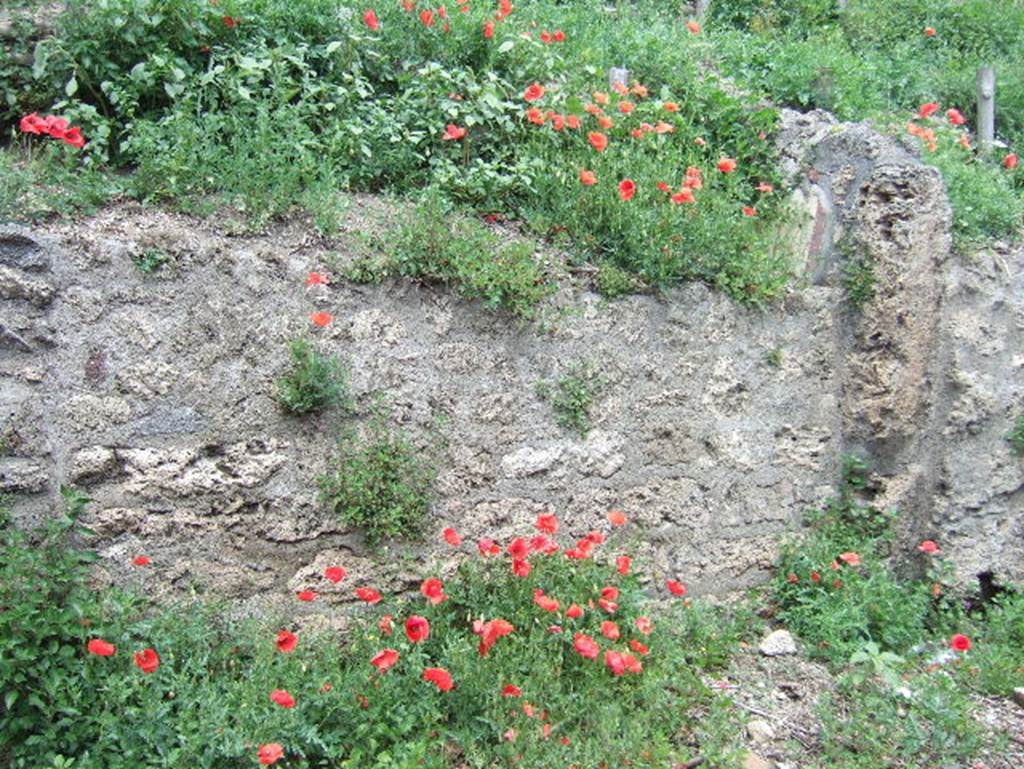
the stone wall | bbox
[1,110,1021,617]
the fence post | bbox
[609,67,629,92]
[977,66,996,155]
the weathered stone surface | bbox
[0,264,56,306]
[0,112,1020,617]
[0,458,49,494]
[759,630,798,657]
[501,445,565,478]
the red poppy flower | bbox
[657,181,672,193]
[311,311,334,327]
[271,689,296,708]
[787,573,799,584]
[356,587,383,604]
[321,681,333,692]
[946,108,966,126]
[743,206,758,217]
[403,0,415,10]
[484,20,495,38]
[540,30,552,44]
[918,101,940,119]
[478,538,501,556]
[619,100,636,114]
[379,614,393,635]
[420,9,435,25]
[667,579,687,596]
[421,578,448,605]
[371,648,400,671]
[423,666,454,691]
[442,124,467,141]
[133,648,160,673]
[838,552,861,566]
[276,630,298,653]
[297,590,318,602]
[601,620,620,641]
[443,527,462,546]
[623,652,643,673]
[588,132,609,152]
[532,514,557,534]
[533,589,560,612]
[406,615,431,642]
[616,555,632,575]
[554,30,565,42]
[524,83,546,102]
[87,639,116,657]
[258,744,284,766]
[918,540,941,554]
[475,617,514,656]
[566,603,584,619]
[527,108,546,125]
[503,537,527,560]
[605,649,627,675]
[324,566,347,583]
[512,559,532,577]
[133,555,151,566]
[579,169,598,186]
[757,182,774,193]
[587,531,607,545]
[438,5,448,18]
[671,189,696,204]
[629,638,650,655]
[530,535,558,554]
[601,585,620,602]
[686,20,701,34]
[503,684,523,697]
[306,271,329,286]
[832,578,844,589]
[612,81,628,96]
[924,26,936,36]
[223,16,240,29]
[686,166,703,187]
[607,510,628,526]
[364,9,380,30]
[717,158,737,173]
[522,702,536,717]
[635,616,653,635]
[574,632,600,659]
[62,126,86,148]
[632,82,648,97]
[598,115,615,129]
[19,113,46,135]
[663,102,680,113]
[1006,153,1019,169]
[811,571,821,583]
[567,114,581,129]
[951,634,972,652]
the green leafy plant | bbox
[274,338,352,416]
[764,347,784,368]
[318,414,439,543]
[843,255,877,309]
[132,248,170,274]
[536,362,603,437]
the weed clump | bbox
[536,362,603,437]
[318,414,438,544]
[275,338,351,416]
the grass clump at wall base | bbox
[275,338,352,416]
[318,415,438,544]
[351,197,554,320]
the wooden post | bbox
[977,67,996,155]
[610,67,629,92]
